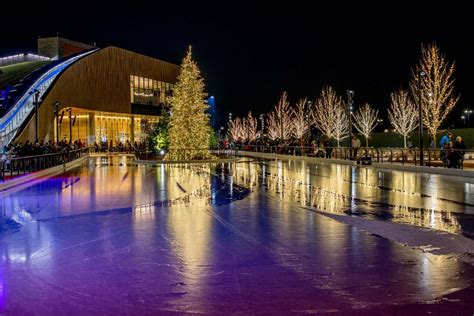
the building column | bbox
[88,112,95,145]
[130,116,135,144]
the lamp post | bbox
[464,109,472,126]
[306,100,312,146]
[418,71,426,166]
[219,126,224,141]
[52,101,60,143]
[377,118,384,130]
[66,107,72,144]
[259,114,264,143]
[347,90,354,158]
[29,89,40,143]
[208,96,215,128]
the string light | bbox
[312,86,349,147]
[410,43,459,146]
[291,98,309,145]
[167,46,210,160]
[352,103,378,147]
[228,117,244,142]
[266,92,293,144]
[388,90,419,148]
[245,111,258,143]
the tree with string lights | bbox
[268,91,293,144]
[312,86,349,146]
[388,90,419,148]
[228,117,243,143]
[352,103,378,147]
[333,103,350,147]
[266,112,280,142]
[245,111,258,144]
[292,98,309,146]
[167,46,210,160]
[410,43,459,147]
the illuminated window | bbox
[130,75,174,106]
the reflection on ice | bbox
[231,159,472,237]
[1,156,474,313]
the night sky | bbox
[1,1,473,128]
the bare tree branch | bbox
[388,90,419,148]
[267,92,293,144]
[312,86,349,146]
[292,98,309,145]
[410,43,459,147]
[352,103,378,147]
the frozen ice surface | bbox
[1,156,474,314]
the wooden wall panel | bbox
[16,46,180,143]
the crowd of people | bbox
[1,139,85,160]
[221,131,469,168]
[439,132,467,168]
[92,140,147,153]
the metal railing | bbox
[1,147,90,181]
[233,144,468,169]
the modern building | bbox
[0,37,179,147]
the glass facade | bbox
[130,75,174,106]
[55,109,160,145]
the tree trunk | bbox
[432,134,437,149]
[403,135,407,148]
[365,136,368,147]
[337,139,340,147]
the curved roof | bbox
[0,61,50,91]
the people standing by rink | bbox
[351,135,361,159]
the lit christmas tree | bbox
[167,46,210,160]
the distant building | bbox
[37,36,95,60]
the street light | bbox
[29,89,40,143]
[306,100,312,146]
[219,126,224,141]
[464,109,472,126]
[259,114,264,143]
[462,115,466,125]
[52,101,60,143]
[208,96,215,128]
[66,107,72,143]
[418,71,426,166]
[347,90,354,157]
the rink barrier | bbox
[236,150,474,178]
[0,147,90,181]
[0,155,88,194]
